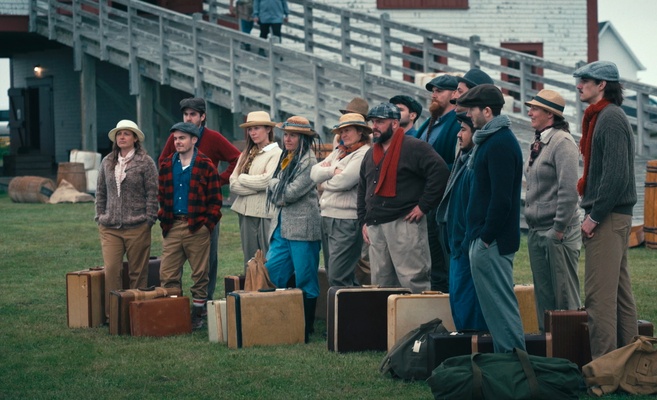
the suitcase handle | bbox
[89,267,104,271]
[422,290,445,295]
[138,286,156,292]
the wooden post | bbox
[99,0,108,61]
[128,1,139,95]
[340,11,351,64]
[80,54,97,152]
[159,14,170,85]
[303,2,314,54]
[137,75,156,157]
[73,0,82,71]
[380,13,391,76]
[193,13,203,98]
[469,35,480,69]
[230,38,242,114]
[636,91,648,156]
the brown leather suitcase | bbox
[514,284,539,333]
[129,296,192,337]
[387,292,455,351]
[226,289,305,349]
[315,268,329,321]
[121,256,161,289]
[66,267,105,328]
[544,309,588,367]
[224,275,246,296]
[109,287,182,335]
[327,286,411,353]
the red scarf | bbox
[577,99,611,196]
[337,141,367,160]
[372,128,405,197]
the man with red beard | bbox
[357,103,448,293]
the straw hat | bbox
[332,113,372,134]
[239,111,277,128]
[339,97,370,117]
[281,116,316,136]
[108,119,145,142]
[524,89,565,118]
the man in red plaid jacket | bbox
[158,122,222,329]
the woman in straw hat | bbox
[310,113,371,287]
[266,115,321,343]
[229,111,282,271]
[95,119,158,319]
[523,89,582,331]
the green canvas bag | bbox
[427,348,582,399]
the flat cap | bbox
[170,122,200,138]
[389,95,423,118]
[179,97,206,113]
[367,103,401,121]
[457,68,494,89]
[455,112,474,131]
[573,61,619,82]
[456,84,505,108]
[425,74,458,92]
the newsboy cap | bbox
[456,84,505,109]
[179,97,206,114]
[455,112,475,131]
[457,68,494,89]
[573,61,620,82]
[425,74,458,92]
[389,95,423,120]
[170,122,200,138]
[367,103,401,121]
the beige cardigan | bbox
[229,142,282,218]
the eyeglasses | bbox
[528,140,544,166]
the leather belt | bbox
[173,215,188,221]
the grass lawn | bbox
[0,191,655,399]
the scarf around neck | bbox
[467,115,511,168]
[337,141,367,160]
[372,127,405,197]
[115,148,135,197]
[577,99,611,196]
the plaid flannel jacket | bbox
[158,149,222,237]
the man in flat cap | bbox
[159,98,240,304]
[158,122,222,329]
[573,60,637,359]
[456,84,525,353]
[453,68,494,112]
[357,103,448,293]
[389,95,423,137]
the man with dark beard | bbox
[357,103,448,293]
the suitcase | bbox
[327,286,411,353]
[581,319,654,366]
[544,309,588,367]
[315,268,329,321]
[66,267,105,328]
[224,275,246,295]
[109,286,182,335]
[387,291,456,351]
[226,289,305,349]
[472,333,553,357]
[207,299,228,343]
[427,331,478,373]
[121,256,161,289]
[129,296,192,337]
[514,284,539,333]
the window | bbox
[377,0,468,9]
[500,42,544,106]
[402,42,448,83]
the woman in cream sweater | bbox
[229,111,282,271]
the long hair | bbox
[354,126,372,144]
[552,115,570,133]
[267,133,317,208]
[108,133,143,169]
[600,80,624,106]
[235,125,274,174]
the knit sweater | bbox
[310,144,370,220]
[524,128,580,231]
[580,104,636,221]
[158,126,240,187]
[268,151,321,241]
[95,149,159,229]
[357,134,448,226]
[229,142,282,219]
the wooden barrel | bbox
[57,162,87,193]
[645,160,657,249]
[8,176,56,203]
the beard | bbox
[373,124,394,144]
[429,101,446,119]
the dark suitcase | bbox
[581,319,654,365]
[129,296,192,337]
[427,331,478,373]
[122,256,161,289]
[544,309,588,367]
[472,333,553,357]
[109,286,182,335]
[327,286,411,352]
[224,275,246,295]
[226,289,305,349]
[66,267,105,328]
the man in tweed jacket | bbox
[158,122,222,329]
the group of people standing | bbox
[93,59,638,359]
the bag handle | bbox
[471,353,484,400]
[470,349,540,400]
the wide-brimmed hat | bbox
[169,122,200,138]
[332,113,373,134]
[239,111,277,128]
[573,60,619,82]
[179,97,206,113]
[339,97,370,117]
[456,84,505,109]
[108,119,145,142]
[281,116,316,136]
[524,89,565,118]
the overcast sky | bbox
[0,0,655,111]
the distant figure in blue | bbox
[253,0,288,44]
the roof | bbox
[598,20,645,71]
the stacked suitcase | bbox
[129,296,192,337]
[109,287,182,335]
[207,299,228,343]
[66,267,106,328]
